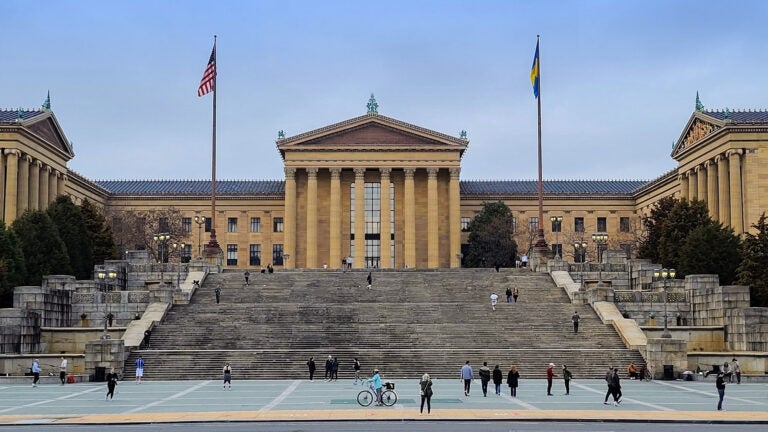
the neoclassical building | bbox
[1,99,766,269]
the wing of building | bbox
[2,103,766,269]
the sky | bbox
[3,0,768,182]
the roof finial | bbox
[695,91,704,112]
[42,91,51,110]
[277,130,285,139]
[460,130,467,139]
[366,93,379,114]
[16,107,23,121]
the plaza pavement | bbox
[0,377,766,425]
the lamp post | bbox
[550,215,563,259]
[282,253,290,267]
[96,267,117,340]
[153,232,171,285]
[573,240,587,289]
[171,241,187,288]
[653,268,676,338]
[591,232,608,287]
[194,216,206,259]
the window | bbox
[574,217,584,232]
[597,217,607,232]
[620,217,631,233]
[205,218,211,233]
[181,244,192,263]
[551,243,562,258]
[528,217,538,233]
[226,244,238,266]
[182,217,192,235]
[461,217,472,231]
[551,217,562,233]
[159,217,169,232]
[249,244,261,266]
[273,244,284,265]
[273,217,284,233]
[250,217,261,233]
[574,245,586,263]
[227,217,238,233]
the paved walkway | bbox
[0,378,766,425]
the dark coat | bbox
[492,368,503,385]
[507,370,520,388]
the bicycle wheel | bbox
[381,390,397,406]
[357,390,373,406]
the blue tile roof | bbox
[95,180,284,196]
[460,180,648,196]
[0,109,46,123]
[702,110,768,124]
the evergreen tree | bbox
[12,210,71,285]
[638,196,677,263]
[678,223,741,284]
[658,199,712,269]
[48,196,92,280]
[80,199,117,265]
[0,221,26,308]
[737,213,768,307]
[465,201,518,268]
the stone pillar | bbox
[449,167,461,268]
[688,170,697,200]
[705,160,718,220]
[354,168,366,268]
[678,174,688,201]
[728,149,743,234]
[284,167,297,269]
[427,168,439,268]
[29,161,40,211]
[17,155,30,217]
[379,168,391,269]
[58,174,66,197]
[305,167,318,268]
[48,170,58,204]
[403,168,416,268]
[4,150,19,223]
[39,166,50,211]
[716,155,729,226]
[696,165,706,202]
[329,168,342,269]
[0,151,5,216]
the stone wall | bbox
[13,284,72,328]
[40,328,125,354]
[71,290,150,328]
[641,326,725,352]
[0,308,40,354]
[645,338,688,379]
[84,338,126,380]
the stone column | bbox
[17,155,31,216]
[284,167,297,269]
[0,151,5,216]
[449,167,461,268]
[705,160,718,220]
[48,170,58,204]
[58,174,66,197]
[696,165,707,202]
[305,167,318,268]
[379,168,392,269]
[39,166,50,211]
[688,170,697,200]
[4,150,19,223]
[354,168,366,268]
[329,168,342,269]
[403,168,416,268]
[427,168,439,268]
[678,174,688,201]
[728,149,743,234]
[29,161,40,211]
[716,155,730,226]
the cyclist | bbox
[367,369,383,406]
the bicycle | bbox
[357,381,397,407]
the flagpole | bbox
[533,35,548,253]
[206,35,221,256]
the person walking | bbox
[479,362,491,397]
[572,311,580,333]
[142,329,152,349]
[507,365,520,397]
[331,357,339,381]
[603,366,614,405]
[324,355,333,381]
[419,373,433,414]
[214,285,222,304]
[368,368,383,406]
[59,356,68,385]
[610,367,623,405]
[546,363,555,396]
[353,358,361,384]
[732,358,741,384]
[505,287,513,303]
[244,271,250,286]
[716,372,726,411]
[492,364,503,395]
[31,359,41,387]
[562,364,573,395]
[366,272,372,289]
[307,357,316,381]
[135,355,145,384]
[106,368,118,400]
[222,362,232,390]
[490,292,499,311]
[460,360,473,396]
[513,287,519,303]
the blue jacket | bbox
[461,364,473,380]
[369,372,382,389]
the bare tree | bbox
[105,207,186,262]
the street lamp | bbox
[591,232,608,287]
[153,232,171,284]
[171,241,187,288]
[193,216,206,258]
[550,216,563,259]
[282,253,290,267]
[573,240,587,289]
[96,267,118,340]
[653,268,676,338]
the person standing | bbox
[222,362,232,390]
[366,272,372,289]
[331,357,339,381]
[513,287,519,303]
[214,285,222,304]
[324,355,333,381]
[59,356,68,385]
[419,373,433,414]
[521,254,528,268]
[546,363,555,396]
[353,358,361,384]
[505,287,513,303]
[31,359,41,387]
[106,368,118,400]
[368,368,383,406]
[492,364,503,395]
[507,365,520,397]
[460,360,473,396]
[307,357,316,381]
[479,362,491,397]
[732,358,741,384]
[244,271,250,286]
[142,329,152,349]
[135,355,145,384]
[572,311,580,333]
[490,293,498,311]
[562,364,573,395]
[716,372,726,411]
[347,256,353,271]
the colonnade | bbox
[678,149,744,233]
[0,149,66,223]
[283,166,461,269]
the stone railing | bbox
[568,263,628,273]
[614,290,687,304]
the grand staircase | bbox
[125,269,644,380]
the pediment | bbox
[671,113,723,159]
[296,123,446,147]
[21,112,75,159]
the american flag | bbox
[197,44,216,97]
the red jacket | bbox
[546,366,554,379]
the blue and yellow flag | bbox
[530,40,540,99]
